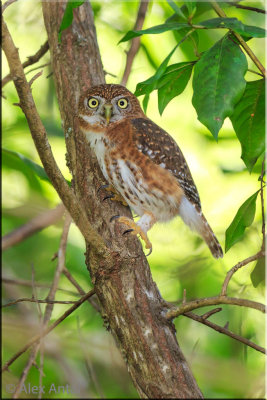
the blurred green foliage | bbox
[2,0,265,398]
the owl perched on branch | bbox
[78,84,223,258]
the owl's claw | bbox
[99,184,128,206]
[116,216,153,256]
[123,228,134,235]
[110,215,120,222]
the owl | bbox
[78,84,223,258]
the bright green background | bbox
[2,1,265,398]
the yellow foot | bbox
[101,184,128,206]
[117,216,152,255]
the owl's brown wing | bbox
[131,118,201,210]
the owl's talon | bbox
[146,247,153,257]
[116,216,152,255]
[110,215,120,222]
[123,229,134,235]
[100,185,128,206]
[97,184,110,194]
[103,194,114,202]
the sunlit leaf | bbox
[135,44,180,97]
[185,1,197,19]
[230,79,265,172]
[158,62,194,114]
[3,148,51,184]
[192,34,247,139]
[2,149,71,187]
[225,191,259,252]
[119,22,189,43]
[250,257,265,287]
[58,0,85,43]
[166,0,186,20]
[198,17,266,38]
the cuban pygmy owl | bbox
[78,84,223,258]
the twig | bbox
[201,307,222,320]
[28,70,43,88]
[62,267,100,312]
[227,2,266,14]
[1,289,95,373]
[184,312,266,354]
[247,68,265,77]
[2,298,77,308]
[43,214,72,325]
[2,277,80,297]
[2,17,109,259]
[120,0,149,86]
[2,204,65,251]
[221,250,265,296]
[12,344,41,398]
[26,62,51,75]
[166,295,265,319]
[210,1,266,78]
[1,0,18,13]
[2,40,49,88]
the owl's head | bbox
[78,84,144,128]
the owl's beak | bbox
[104,104,112,124]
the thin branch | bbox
[1,289,95,373]
[221,250,265,296]
[12,344,40,399]
[166,295,265,319]
[42,213,72,325]
[2,204,65,251]
[2,17,109,259]
[120,0,149,86]
[26,62,51,75]
[1,0,18,13]
[2,277,80,297]
[2,40,49,88]
[247,68,265,77]
[228,2,266,14]
[62,267,100,312]
[184,312,266,354]
[201,307,222,320]
[210,1,266,78]
[2,298,77,308]
[28,70,43,88]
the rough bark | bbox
[42,1,203,398]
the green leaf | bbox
[185,1,197,19]
[158,62,194,114]
[192,34,247,139]
[119,22,189,43]
[225,191,259,252]
[198,18,266,38]
[3,148,51,184]
[250,257,265,287]
[135,43,180,97]
[58,0,85,43]
[230,79,265,172]
[166,0,186,20]
[2,149,71,187]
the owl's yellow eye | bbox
[88,97,99,108]
[117,98,128,109]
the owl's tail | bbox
[179,196,223,259]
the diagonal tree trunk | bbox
[42,1,203,398]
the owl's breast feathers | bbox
[105,117,201,211]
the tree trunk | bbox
[42,1,203,398]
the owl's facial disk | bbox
[82,95,131,126]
